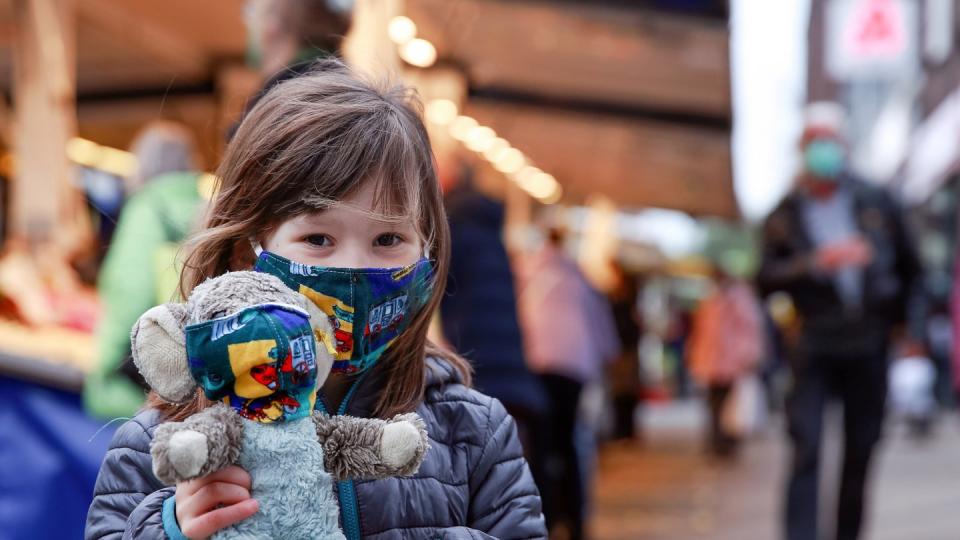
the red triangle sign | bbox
[858,5,895,43]
[847,0,904,57]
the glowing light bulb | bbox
[513,165,542,187]
[482,138,510,161]
[400,38,437,68]
[540,185,563,204]
[493,148,525,174]
[98,147,138,177]
[450,116,478,141]
[388,16,417,45]
[66,137,102,167]
[527,172,560,200]
[465,126,497,152]
[426,99,458,125]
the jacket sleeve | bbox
[86,415,172,539]
[757,205,819,297]
[466,398,547,539]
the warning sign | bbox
[826,0,918,81]
[848,0,906,56]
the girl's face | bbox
[262,182,423,269]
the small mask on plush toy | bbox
[185,303,320,423]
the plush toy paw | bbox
[380,421,422,469]
[167,429,209,479]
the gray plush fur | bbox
[133,271,430,539]
[151,403,245,485]
[313,412,429,481]
[185,271,312,325]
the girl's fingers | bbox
[178,466,252,496]
[200,466,252,490]
[181,481,252,517]
[182,498,259,540]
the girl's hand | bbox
[174,465,259,539]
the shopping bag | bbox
[721,374,767,437]
[889,356,936,419]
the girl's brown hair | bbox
[151,58,471,420]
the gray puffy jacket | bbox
[85,357,546,539]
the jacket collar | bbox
[321,356,463,418]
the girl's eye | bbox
[305,234,332,247]
[375,233,403,247]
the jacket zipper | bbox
[317,374,367,540]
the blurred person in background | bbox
[245,0,351,79]
[758,102,921,540]
[606,260,643,442]
[84,121,206,419]
[441,164,549,486]
[688,264,763,458]
[665,300,694,399]
[517,227,619,540]
[232,0,352,138]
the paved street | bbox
[589,402,960,540]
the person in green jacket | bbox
[84,122,207,419]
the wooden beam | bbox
[0,22,14,46]
[467,101,738,218]
[78,0,207,76]
[11,0,87,246]
[407,0,731,118]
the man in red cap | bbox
[758,102,921,540]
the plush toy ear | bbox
[131,303,196,403]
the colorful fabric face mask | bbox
[254,251,435,375]
[185,303,319,423]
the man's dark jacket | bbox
[757,178,921,353]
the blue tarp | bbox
[0,376,118,540]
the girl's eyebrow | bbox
[298,211,334,226]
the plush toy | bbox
[131,271,429,540]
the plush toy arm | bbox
[312,412,428,481]
[151,403,245,485]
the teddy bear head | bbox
[131,271,334,415]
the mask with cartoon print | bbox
[253,251,435,375]
[185,303,320,423]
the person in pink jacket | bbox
[688,268,764,457]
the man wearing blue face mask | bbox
[758,102,922,540]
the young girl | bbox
[85,60,546,540]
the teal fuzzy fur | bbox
[216,419,344,540]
